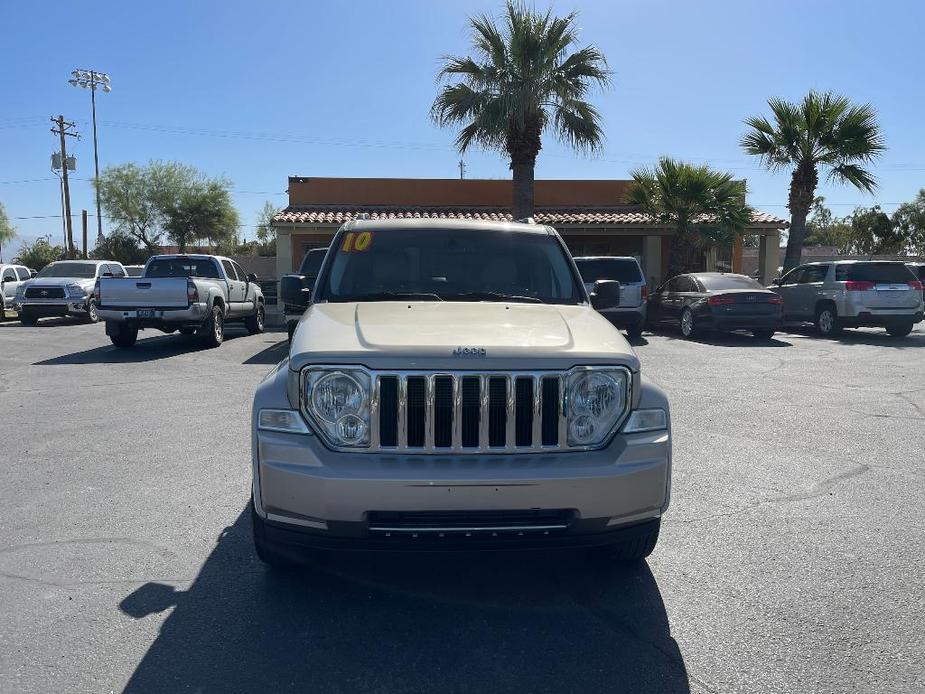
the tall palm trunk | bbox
[667,213,695,277]
[508,118,542,220]
[511,160,535,219]
[783,162,818,273]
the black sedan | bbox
[647,272,783,339]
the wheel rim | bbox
[257,306,264,330]
[819,310,833,333]
[214,310,223,340]
[681,310,693,336]
[88,302,97,321]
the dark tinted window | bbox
[300,248,328,277]
[799,266,829,283]
[834,263,915,283]
[319,229,583,304]
[574,258,643,284]
[146,258,220,279]
[779,266,804,285]
[676,276,699,293]
[2,268,16,282]
[220,259,238,280]
[36,262,97,278]
[910,265,925,280]
[231,261,247,281]
[697,274,765,290]
[125,266,144,277]
[16,267,31,281]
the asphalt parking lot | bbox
[1,317,923,693]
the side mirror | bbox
[246,273,258,283]
[591,279,621,310]
[30,270,38,278]
[280,274,312,308]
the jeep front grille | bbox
[370,371,569,453]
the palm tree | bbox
[741,91,885,273]
[627,157,753,278]
[432,2,610,219]
[0,201,16,263]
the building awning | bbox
[272,205,787,229]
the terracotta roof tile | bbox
[272,205,787,228]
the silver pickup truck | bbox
[251,219,672,568]
[96,254,265,348]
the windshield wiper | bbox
[448,291,544,304]
[339,291,445,302]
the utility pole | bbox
[69,70,111,245]
[458,159,466,180]
[82,210,88,258]
[51,116,79,258]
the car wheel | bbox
[245,303,265,335]
[84,299,99,323]
[19,310,37,326]
[752,329,775,340]
[251,499,298,570]
[679,308,696,339]
[201,305,224,348]
[815,304,841,336]
[110,324,138,348]
[886,323,913,338]
[591,520,661,563]
[0,304,5,321]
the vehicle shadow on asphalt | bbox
[780,325,925,348]
[118,508,690,694]
[646,330,793,348]
[32,330,250,365]
[243,337,289,365]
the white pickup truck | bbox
[96,254,265,348]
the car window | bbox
[2,268,16,282]
[16,267,31,281]
[676,276,698,293]
[779,267,804,285]
[231,261,248,281]
[799,266,828,283]
[835,263,915,283]
[317,228,584,305]
[109,264,126,278]
[664,278,681,293]
[146,258,221,279]
[697,274,765,290]
[221,259,238,281]
[574,258,643,284]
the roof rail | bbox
[514,216,536,224]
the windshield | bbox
[145,258,220,279]
[317,228,584,304]
[697,274,765,290]
[575,258,643,284]
[36,262,98,279]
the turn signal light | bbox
[845,280,875,291]
[641,285,648,300]
[93,281,101,303]
[187,280,199,303]
[910,280,923,291]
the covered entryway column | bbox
[757,231,780,285]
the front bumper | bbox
[14,298,91,316]
[253,425,671,550]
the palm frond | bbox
[827,163,877,193]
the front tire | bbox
[84,299,99,323]
[251,499,297,570]
[591,520,661,563]
[815,304,842,337]
[109,324,138,348]
[245,303,265,335]
[679,308,696,339]
[886,323,913,337]
[752,329,775,340]
[200,305,224,348]
[626,326,643,340]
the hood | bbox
[23,276,95,288]
[289,301,639,372]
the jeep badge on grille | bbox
[453,347,486,357]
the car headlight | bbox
[566,367,629,447]
[67,283,87,298]
[303,368,370,447]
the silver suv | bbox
[573,257,647,338]
[772,260,924,337]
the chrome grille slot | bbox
[363,369,628,454]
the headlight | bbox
[67,283,87,298]
[566,368,628,447]
[303,368,370,447]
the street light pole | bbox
[69,69,110,247]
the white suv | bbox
[1,264,33,320]
[573,257,647,339]
[772,260,924,337]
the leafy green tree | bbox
[893,189,925,256]
[432,2,610,218]
[255,201,279,245]
[627,157,753,277]
[741,91,885,272]
[0,201,15,262]
[15,238,65,270]
[164,178,239,253]
[844,206,901,256]
[90,231,149,265]
[804,197,851,249]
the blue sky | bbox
[2,0,923,255]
